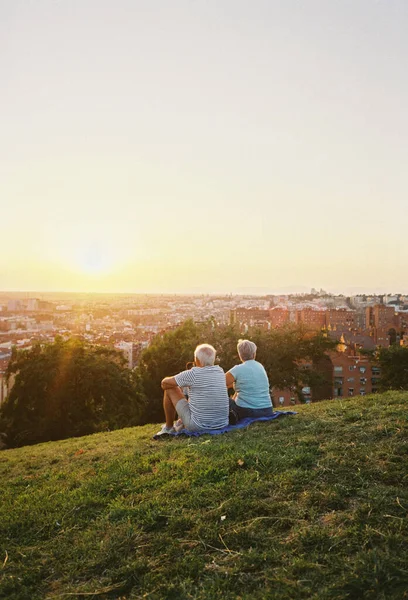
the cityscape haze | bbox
[1,288,407,407]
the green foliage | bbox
[250,326,336,400]
[0,393,407,599]
[0,321,339,446]
[0,338,142,447]
[136,320,337,423]
[378,345,408,391]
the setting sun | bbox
[75,247,113,276]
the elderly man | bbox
[156,343,229,436]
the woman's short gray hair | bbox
[194,343,216,366]
[237,339,257,361]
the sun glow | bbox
[56,231,127,279]
[75,246,114,276]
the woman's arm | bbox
[225,371,235,389]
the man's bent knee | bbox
[166,386,185,408]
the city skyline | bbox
[1,285,407,409]
[0,288,407,299]
[2,1,407,293]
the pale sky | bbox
[1,0,407,294]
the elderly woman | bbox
[226,339,273,420]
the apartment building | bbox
[365,305,405,346]
[330,351,379,398]
[232,303,406,348]
[269,307,290,327]
[326,309,355,330]
[230,308,270,327]
[272,386,300,407]
[296,309,326,330]
[270,350,380,407]
[366,304,398,329]
[0,356,9,406]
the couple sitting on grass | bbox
[157,339,273,436]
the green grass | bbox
[1,392,407,600]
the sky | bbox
[1,0,407,295]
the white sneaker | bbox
[155,424,175,436]
[174,419,184,433]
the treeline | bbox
[1,320,407,448]
[0,338,142,448]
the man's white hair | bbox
[237,339,257,361]
[194,343,216,366]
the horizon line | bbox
[0,289,405,297]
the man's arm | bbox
[161,376,179,390]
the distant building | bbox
[365,305,404,346]
[326,309,355,330]
[230,308,270,328]
[354,309,367,329]
[0,320,11,332]
[7,300,22,312]
[38,321,54,332]
[271,386,299,408]
[37,300,55,312]
[115,341,134,369]
[384,295,399,305]
[296,309,326,330]
[269,308,290,328]
[328,330,376,352]
[330,351,379,398]
[271,347,380,407]
[0,354,10,407]
[26,298,40,311]
[132,341,149,367]
[366,305,396,329]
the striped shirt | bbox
[175,365,229,430]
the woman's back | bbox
[229,359,272,409]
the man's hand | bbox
[161,376,178,390]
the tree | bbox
[250,326,336,401]
[0,321,339,446]
[377,345,408,391]
[0,338,142,447]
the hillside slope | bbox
[1,392,407,600]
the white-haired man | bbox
[157,343,229,435]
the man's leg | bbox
[163,387,185,428]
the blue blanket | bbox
[153,410,296,439]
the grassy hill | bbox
[1,392,407,600]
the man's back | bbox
[175,365,229,429]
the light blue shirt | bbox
[229,360,272,409]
